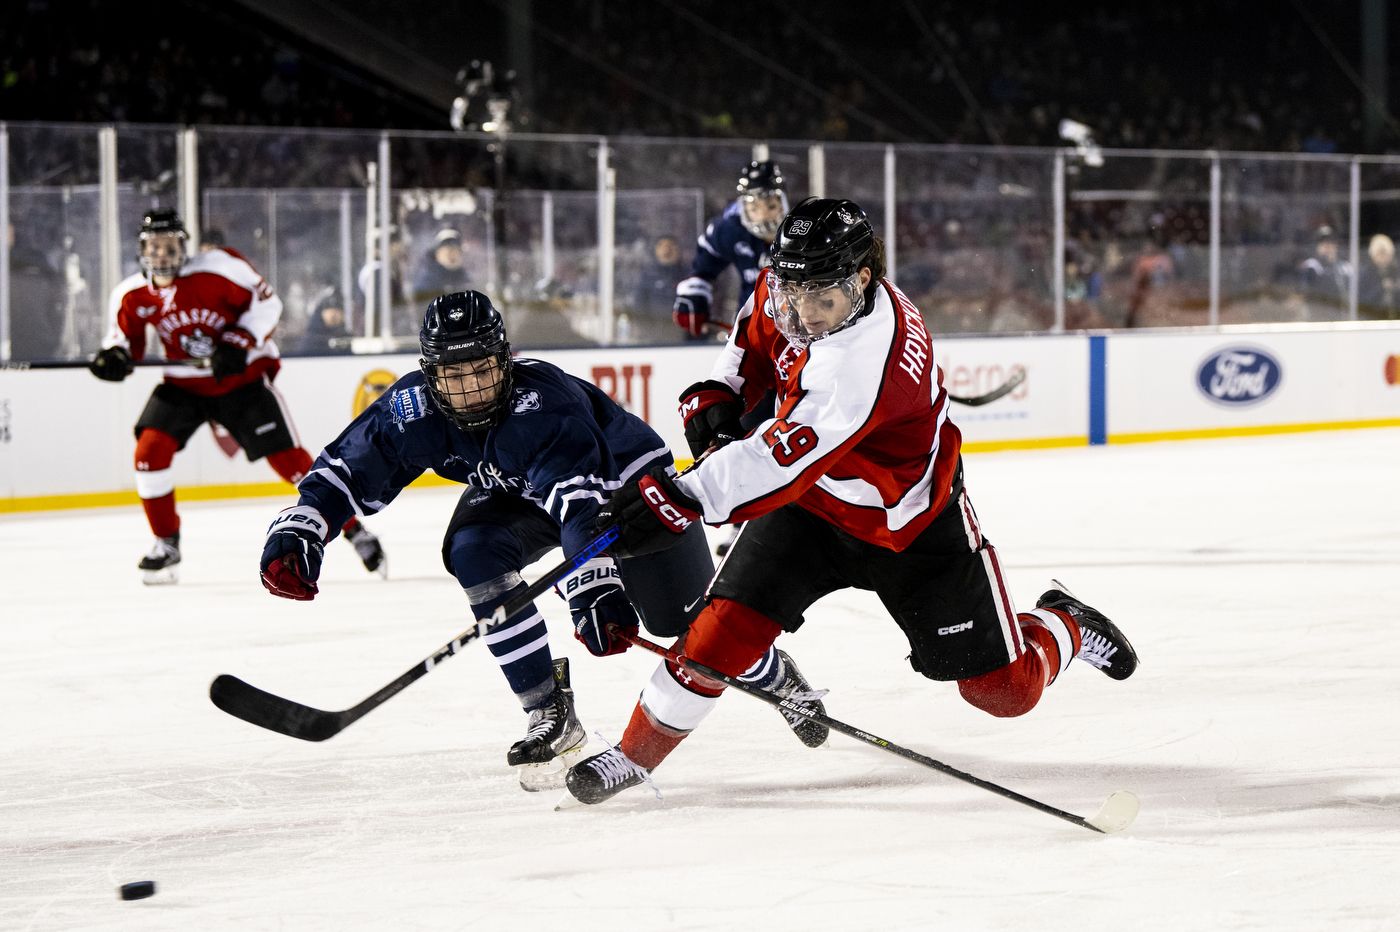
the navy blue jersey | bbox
[691,200,773,310]
[297,358,673,558]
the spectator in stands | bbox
[199,229,227,253]
[631,235,686,316]
[1359,233,1399,319]
[295,285,353,356]
[1126,223,1174,328]
[412,228,470,302]
[1298,225,1352,318]
[6,221,66,361]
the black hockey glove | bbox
[557,556,638,657]
[678,380,745,459]
[212,328,253,382]
[261,505,329,601]
[89,346,134,382]
[596,466,703,559]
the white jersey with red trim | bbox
[101,247,283,397]
[674,272,962,552]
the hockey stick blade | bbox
[209,626,483,741]
[618,630,1136,834]
[948,367,1025,407]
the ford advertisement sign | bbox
[1197,346,1283,406]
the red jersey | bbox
[102,248,283,396]
[675,272,961,552]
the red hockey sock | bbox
[342,517,360,535]
[619,702,690,770]
[957,609,1080,718]
[141,492,180,539]
[266,447,314,487]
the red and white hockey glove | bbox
[678,379,745,459]
[672,276,713,337]
[261,505,328,601]
[595,466,702,558]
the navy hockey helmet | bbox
[137,208,188,280]
[419,291,514,431]
[767,197,878,345]
[736,160,789,240]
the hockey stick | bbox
[947,366,1025,407]
[617,630,1139,835]
[208,524,625,741]
[1,358,177,371]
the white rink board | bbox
[1107,326,1400,436]
[936,333,1089,443]
[4,324,1400,501]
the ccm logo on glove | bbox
[640,475,698,531]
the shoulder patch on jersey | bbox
[391,385,430,426]
[511,388,542,414]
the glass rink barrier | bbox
[6,120,1400,362]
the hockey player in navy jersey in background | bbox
[672,160,788,339]
[560,199,1141,806]
[258,291,827,790]
[90,209,386,584]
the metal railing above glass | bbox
[5,120,1400,362]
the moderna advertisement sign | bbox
[1196,346,1283,406]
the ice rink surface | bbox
[4,428,1400,931]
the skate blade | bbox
[141,567,179,586]
[516,744,588,793]
[373,557,388,580]
[1085,790,1140,834]
[553,789,585,811]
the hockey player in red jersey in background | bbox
[560,198,1140,805]
[89,209,387,584]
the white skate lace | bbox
[144,538,177,560]
[777,687,830,726]
[591,734,662,800]
[1076,630,1118,670]
[523,705,558,742]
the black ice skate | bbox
[1037,579,1139,680]
[138,532,180,586]
[771,649,830,748]
[344,519,388,578]
[508,658,587,791]
[558,745,656,807]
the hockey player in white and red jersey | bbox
[89,209,386,583]
[560,197,1141,805]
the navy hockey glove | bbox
[673,276,713,337]
[261,504,329,601]
[596,466,703,558]
[557,556,638,657]
[678,379,745,459]
[212,328,253,381]
[89,346,134,382]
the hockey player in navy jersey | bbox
[561,199,1141,806]
[258,291,826,790]
[672,160,788,339]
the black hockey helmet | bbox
[767,198,879,344]
[419,291,514,431]
[736,160,789,240]
[137,208,188,280]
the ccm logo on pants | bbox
[938,620,974,636]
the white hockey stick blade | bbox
[1085,790,1139,834]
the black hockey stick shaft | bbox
[619,630,1114,834]
[1,358,175,371]
[210,523,627,740]
[209,624,484,741]
[947,366,1025,407]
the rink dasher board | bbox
[2,324,1399,504]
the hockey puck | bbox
[119,881,156,901]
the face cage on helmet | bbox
[138,231,188,280]
[739,191,790,240]
[768,271,866,347]
[420,351,514,431]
